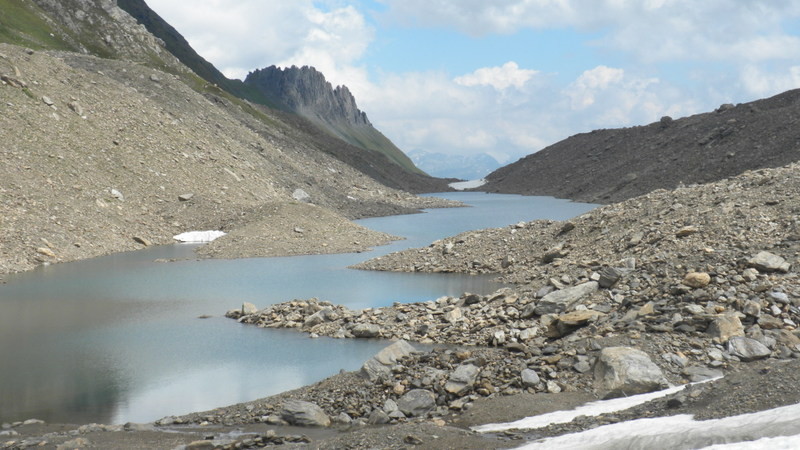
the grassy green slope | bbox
[0,0,73,50]
[326,120,424,175]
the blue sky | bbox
[145,0,800,166]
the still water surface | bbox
[0,193,595,424]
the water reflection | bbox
[0,193,596,424]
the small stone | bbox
[557,222,576,235]
[535,282,599,315]
[444,364,480,395]
[443,307,463,323]
[404,435,424,445]
[547,310,605,337]
[292,189,311,202]
[178,193,194,201]
[361,340,416,381]
[462,293,482,305]
[334,412,352,424]
[742,268,759,281]
[683,272,711,288]
[133,236,152,246]
[743,300,761,317]
[367,410,390,425]
[683,366,724,382]
[281,400,331,427]
[352,323,381,338]
[241,302,258,315]
[706,314,744,343]
[36,247,56,258]
[397,389,436,417]
[676,226,699,237]
[521,368,540,387]
[598,267,623,289]
[573,360,592,373]
[67,101,83,116]
[594,347,668,399]
[727,336,771,361]
[769,292,790,304]
[749,251,790,273]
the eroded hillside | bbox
[0,44,454,275]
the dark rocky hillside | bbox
[482,89,800,203]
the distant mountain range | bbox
[408,150,502,180]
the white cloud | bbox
[275,5,374,91]
[379,0,800,63]
[142,0,799,171]
[740,65,800,98]
[360,63,693,165]
[567,66,625,109]
[455,62,539,90]
[146,1,373,83]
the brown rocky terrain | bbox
[482,89,800,203]
[5,1,800,449]
[154,160,800,448]
[0,43,456,276]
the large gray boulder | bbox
[397,389,436,417]
[534,282,599,315]
[361,340,416,381]
[352,323,381,338]
[727,336,771,361]
[280,400,331,427]
[594,347,668,399]
[749,251,790,273]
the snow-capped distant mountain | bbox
[408,150,502,180]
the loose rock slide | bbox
[210,162,800,447]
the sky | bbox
[145,0,800,166]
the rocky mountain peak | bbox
[245,65,371,127]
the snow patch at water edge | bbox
[449,179,486,190]
[516,402,800,449]
[173,230,227,243]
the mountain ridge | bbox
[244,64,424,175]
[115,0,425,177]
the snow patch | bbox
[516,403,800,449]
[449,179,486,190]
[173,230,226,243]
[476,377,721,434]
[474,382,696,433]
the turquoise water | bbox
[0,192,595,424]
